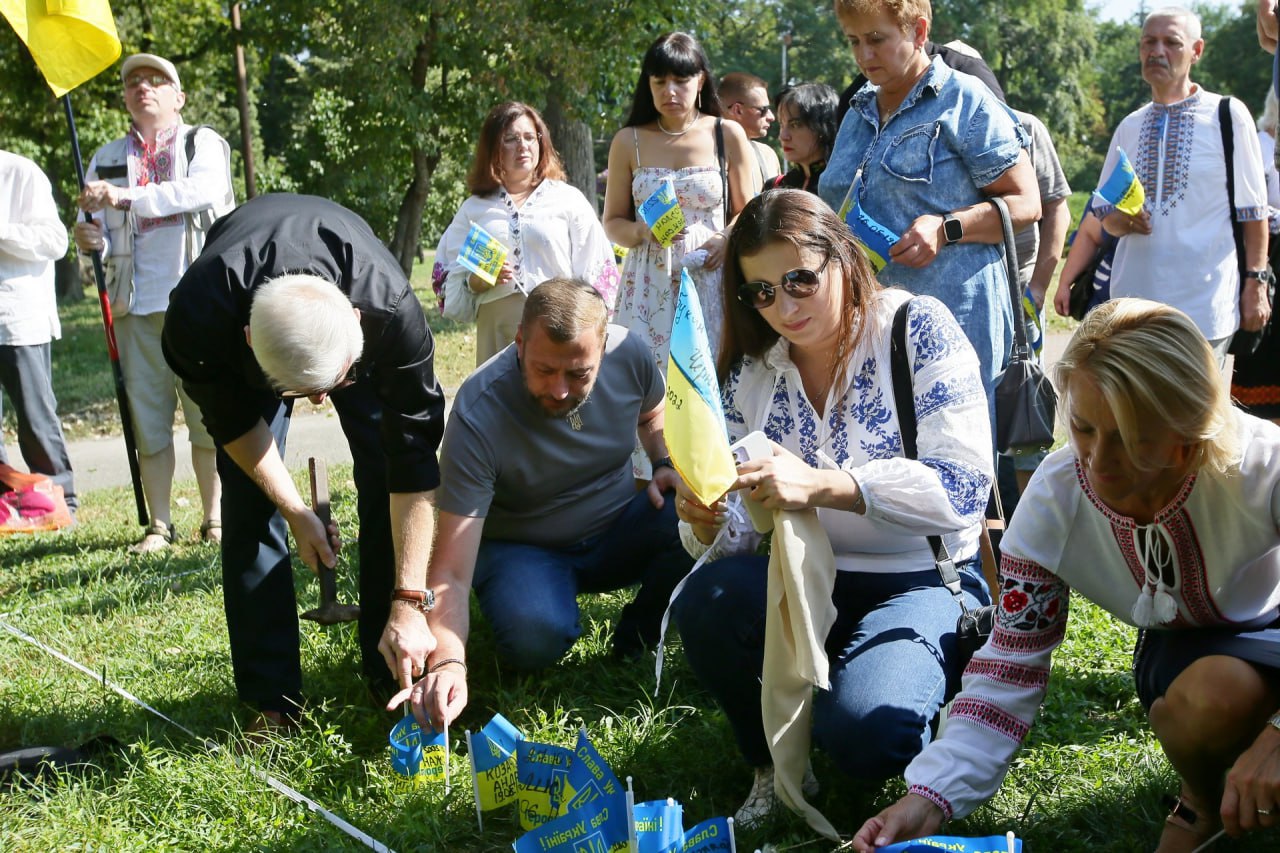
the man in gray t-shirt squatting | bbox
[389,278,693,726]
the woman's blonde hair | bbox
[834,0,932,30]
[1054,298,1240,474]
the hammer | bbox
[300,457,361,625]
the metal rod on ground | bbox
[61,94,148,526]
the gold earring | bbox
[697,91,702,110]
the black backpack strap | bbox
[1220,97,1247,290]
[889,299,970,610]
[715,117,728,222]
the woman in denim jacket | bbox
[819,0,1040,409]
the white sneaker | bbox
[733,764,820,829]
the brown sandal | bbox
[128,521,174,554]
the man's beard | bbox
[530,387,592,422]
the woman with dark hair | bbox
[671,189,994,827]
[435,101,618,365]
[604,34,754,475]
[767,82,838,194]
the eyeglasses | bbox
[734,103,773,117]
[501,132,541,148]
[738,256,831,309]
[278,361,359,399]
[125,72,173,89]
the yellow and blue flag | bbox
[845,201,899,273]
[470,713,523,811]
[0,0,121,97]
[665,268,737,507]
[512,790,630,853]
[679,816,733,852]
[638,179,686,247]
[516,740,574,830]
[877,835,1021,853]
[457,222,508,286]
[557,730,624,817]
[634,799,683,853]
[389,716,447,780]
[1095,148,1145,216]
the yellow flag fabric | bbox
[665,268,737,507]
[0,0,121,97]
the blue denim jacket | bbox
[819,57,1026,397]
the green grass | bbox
[3,254,476,442]
[2,473,1277,851]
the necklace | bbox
[657,110,699,137]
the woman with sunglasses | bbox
[671,189,994,827]
[435,102,618,366]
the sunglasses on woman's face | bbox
[737,255,831,309]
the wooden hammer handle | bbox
[308,458,331,527]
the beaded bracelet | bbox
[428,657,467,674]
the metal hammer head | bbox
[300,601,362,625]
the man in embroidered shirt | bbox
[720,72,782,192]
[72,53,235,551]
[1098,7,1270,362]
[389,278,693,729]
[0,150,76,513]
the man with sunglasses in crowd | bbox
[720,72,782,192]
[162,192,446,734]
[74,53,235,552]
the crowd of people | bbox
[3,2,1280,851]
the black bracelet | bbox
[651,455,674,472]
[428,657,466,674]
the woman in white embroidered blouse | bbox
[671,189,995,827]
[855,299,1280,853]
[434,102,618,366]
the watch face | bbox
[943,215,963,244]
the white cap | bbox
[120,53,181,91]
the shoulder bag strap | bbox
[1220,96,1247,289]
[889,299,971,611]
[987,195,1028,362]
[715,117,728,222]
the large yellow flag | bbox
[0,0,121,97]
[665,268,737,507]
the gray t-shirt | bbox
[436,324,664,547]
[1012,111,1071,286]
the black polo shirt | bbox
[162,192,444,493]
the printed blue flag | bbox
[877,835,1022,853]
[388,716,447,780]
[472,713,524,810]
[680,816,733,853]
[512,788,630,853]
[517,740,575,830]
[845,200,899,273]
[634,799,683,853]
[558,729,625,816]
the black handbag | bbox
[890,300,996,669]
[990,196,1058,456]
[1221,96,1276,357]
[1066,244,1103,321]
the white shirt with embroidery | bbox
[1096,89,1267,340]
[905,411,1280,820]
[680,288,994,572]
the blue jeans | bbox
[0,343,76,510]
[673,554,990,777]
[217,379,394,713]
[471,489,692,670]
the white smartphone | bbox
[730,430,773,467]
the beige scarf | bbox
[759,507,840,841]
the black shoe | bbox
[611,603,660,661]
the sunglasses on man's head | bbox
[278,361,359,399]
[737,256,830,309]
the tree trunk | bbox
[388,26,439,276]
[543,86,597,210]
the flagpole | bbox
[61,94,149,526]
[464,729,484,831]
[625,776,637,853]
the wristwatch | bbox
[941,213,963,245]
[1244,268,1276,286]
[1268,710,1280,732]
[391,588,435,613]
[651,456,674,472]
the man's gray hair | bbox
[1144,6,1202,41]
[249,274,363,394]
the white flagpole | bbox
[727,816,737,853]
[465,729,483,832]
[626,775,638,853]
